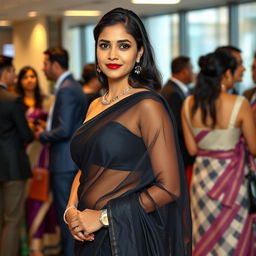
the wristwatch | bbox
[99,209,109,227]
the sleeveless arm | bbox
[138,99,180,212]
[181,97,198,156]
[239,98,256,155]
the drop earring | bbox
[221,84,226,91]
[134,61,142,75]
[96,65,101,73]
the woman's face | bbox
[96,23,143,82]
[21,69,37,91]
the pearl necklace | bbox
[101,86,133,105]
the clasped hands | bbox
[65,208,103,242]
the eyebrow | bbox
[99,39,132,43]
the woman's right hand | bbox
[66,208,95,242]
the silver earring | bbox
[96,65,101,73]
[134,62,142,75]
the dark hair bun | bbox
[199,53,218,77]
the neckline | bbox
[83,90,154,126]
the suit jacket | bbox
[161,79,194,167]
[40,75,88,173]
[0,85,34,181]
[243,86,256,103]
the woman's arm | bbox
[239,98,256,155]
[181,98,198,156]
[66,170,81,208]
[137,98,183,212]
[65,171,97,241]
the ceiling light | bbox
[132,0,180,4]
[64,10,101,16]
[28,11,38,17]
[0,20,11,26]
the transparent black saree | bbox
[70,91,192,256]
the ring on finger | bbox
[74,226,79,233]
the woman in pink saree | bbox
[17,66,60,256]
[181,51,256,255]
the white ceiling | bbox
[0,0,235,26]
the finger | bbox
[75,231,87,241]
[71,229,86,241]
[69,221,80,229]
[84,233,94,241]
[72,226,87,240]
[73,234,84,242]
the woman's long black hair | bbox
[93,8,162,91]
[192,50,237,128]
[16,66,42,108]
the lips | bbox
[106,64,122,69]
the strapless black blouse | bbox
[70,120,149,171]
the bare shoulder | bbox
[86,97,102,116]
[135,92,166,116]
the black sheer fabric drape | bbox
[70,91,192,256]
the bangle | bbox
[63,206,77,224]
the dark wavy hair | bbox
[16,66,42,108]
[192,50,237,128]
[93,7,162,91]
[44,47,69,70]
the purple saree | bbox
[25,106,61,254]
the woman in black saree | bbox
[64,8,192,256]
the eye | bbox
[119,43,131,50]
[99,43,110,49]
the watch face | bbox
[100,210,109,226]
[102,215,108,225]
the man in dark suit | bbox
[161,56,194,168]
[215,46,246,94]
[36,47,87,256]
[243,52,256,103]
[0,55,34,256]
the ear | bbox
[52,61,58,70]
[136,46,144,62]
[224,69,232,81]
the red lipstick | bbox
[106,64,122,69]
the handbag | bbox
[28,147,49,202]
[245,151,256,213]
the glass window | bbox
[66,27,82,80]
[84,24,96,64]
[3,44,14,57]
[187,7,228,73]
[143,14,179,85]
[238,2,256,92]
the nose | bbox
[108,47,118,61]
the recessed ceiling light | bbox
[132,0,180,4]
[0,20,11,26]
[28,11,38,17]
[63,10,101,16]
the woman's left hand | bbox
[69,209,103,235]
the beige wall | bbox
[13,17,49,94]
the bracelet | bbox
[63,206,77,224]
